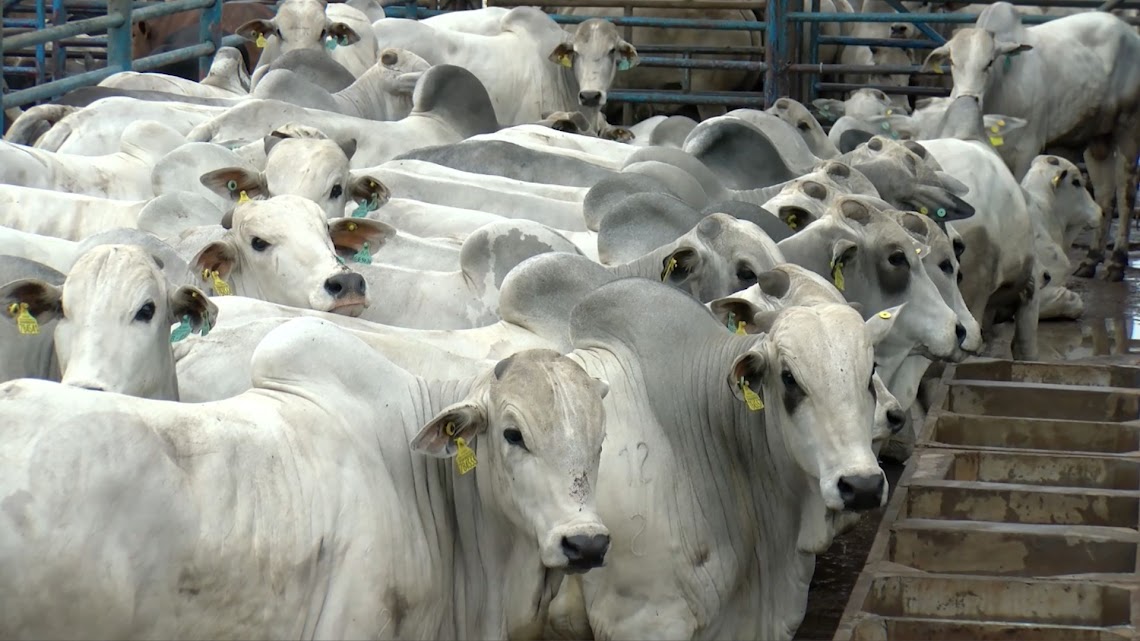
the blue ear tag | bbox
[199,316,211,337]
[170,315,193,344]
[325,37,338,50]
[726,311,736,331]
[1003,55,1012,72]
[617,58,631,71]
[936,208,947,218]
[351,196,377,218]
[353,241,372,265]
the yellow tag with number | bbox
[455,437,477,475]
[9,302,39,335]
[558,54,572,68]
[203,269,232,296]
[237,190,251,204]
[735,321,747,335]
[739,378,764,411]
[661,256,677,281]
[255,33,267,48]
[989,135,1004,147]
[831,261,845,292]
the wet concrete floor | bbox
[793,238,1140,641]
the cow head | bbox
[657,213,785,302]
[200,128,390,219]
[0,244,216,401]
[192,195,371,316]
[237,0,360,58]
[1024,155,1102,245]
[921,28,1032,107]
[548,18,638,110]
[411,350,612,572]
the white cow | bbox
[421,7,511,35]
[187,65,499,168]
[0,244,216,400]
[921,2,1140,281]
[0,320,613,639]
[372,8,638,136]
[98,46,251,98]
[27,96,226,156]
[186,195,371,316]
[238,0,364,88]
[550,278,894,640]
[1021,154,1103,320]
[0,120,185,200]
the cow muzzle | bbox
[578,90,604,108]
[837,472,886,511]
[561,534,611,573]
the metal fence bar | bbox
[639,56,767,71]
[610,89,766,105]
[490,0,764,7]
[3,14,125,52]
[198,0,223,78]
[105,0,132,72]
[881,0,946,44]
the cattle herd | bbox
[0,0,1137,638]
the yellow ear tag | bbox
[786,214,798,230]
[660,256,677,281]
[8,302,40,335]
[445,422,477,475]
[997,119,1006,126]
[933,64,944,75]
[346,222,358,232]
[1051,174,1061,188]
[558,54,572,68]
[735,321,747,335]
[918,206,929,215]
[203,269,232,296]
[989,135,1004,147]
[885,109,893,116]
[830,260,845,292]
[738,377,764,411]
[878,310,892,319]
[237,190,251,204]
[255,33,267,49]
[989,124,1000,133]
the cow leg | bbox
[1103,136,1139,282]
[1074,141,1115,278]
[1011,279,1040,362]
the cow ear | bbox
[326,22,361,46]
[709,297,767,335]
[200,168,267,202]
[921,44,950,74]
[548,42,574,67]
[236,19,275,42]
[811,98,845,121]
[865,304,904,345]
[192,240,238,284]
[330,218,395,254]
[348,175,391,207]
[168,286,218,334]
[660,246,700,285]
[411,400,487,458]
[727,348,768,404]
[338,138,358,162]
[982,115,1027,142]
[756,268,792,299]
[0,279,63,325]
[393,71,423,95]
[777,205,813,232]
[616,40,639,70]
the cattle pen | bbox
[3,0,1140,639]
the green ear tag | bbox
[1003,55,1012,72]
[170,315,193,344]
[353,242,372,265]
[936,208,947,218]
[199,316,212,337]
[351,196,377,218]
[325,37,338,50]
[336,255,346,265]
[726,311,736,332]
[226,179,238,193]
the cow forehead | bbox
[266,140,347,184]
[769,306,873,380]
[277,1,327,30]
[233,197,328,238]
[63,245,166,311]
[572,19,620,49]
[489,356,603,435]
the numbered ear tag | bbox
[735,321,747,335]
[445,422,477,475]
[1051,174,1062,188]
[558,54,572,68]
[9,302,39,336]
[353,242,372,265]
[255,33,267,48]
[351,196,377,218]
[989,135,1004,147]
[786,213,798,230]
[325,37,338,50]
[738,377,764,411]
[237,190,251,204]
[617,58,631,71]
[170,315,193,343]
[660,256,677,281]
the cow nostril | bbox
[561,533,610,569]
[1043,271,1053,285]
[837,474,885,511]
[955,323,968,344]
[323,272,366,298]
[886,408,906,434]
[578,90,602,106]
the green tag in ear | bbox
[170,315,193,343]
[617,58,631,71]
[353,242,372,265]
[336,255,346,265]
[325,37,338,50]
[1003,55,1012,72]
[830,259,846,292]
[199,316,211,337]
[351,196,377,218]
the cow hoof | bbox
[602,128,634,143]
[1102,262,1127,282]
[1072,261,1099,278]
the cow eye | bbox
[1071,179,1080,188]
[608,47,616,56]
[251,237,271,252]
[134,301,156,323]
[797,121,810,130]
[939,259,954,275]
[888,250,908,267]
[330,184,343,199]
[736,264,757,284]
[781,369,797,389]
[503,428,526,449]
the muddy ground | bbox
[793,238,1140,641]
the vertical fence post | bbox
[764,0,787,107]
[51,0,67,81]
[34,0,47,86]
[106,0,133,72]
[807,0,820,103]
[199,0,223,79]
